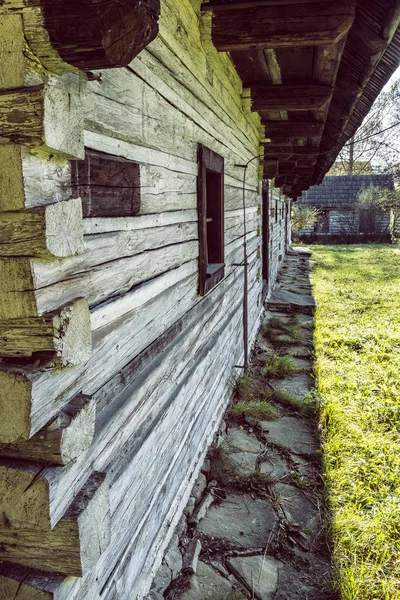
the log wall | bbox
[0,0,290,597]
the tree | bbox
[357,185,400,240]
[328,76,400,176]
[291,204,319,234]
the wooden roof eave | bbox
[202,0,400,195]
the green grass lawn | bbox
[311,244,400,600]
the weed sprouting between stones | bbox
[264,353,299,379]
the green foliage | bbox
[358,185,400,212]
[312,244,400,599]
[230,400,278,421]
[291,203,320,231]
[264,353,298,379]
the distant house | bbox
[297,175,395,242]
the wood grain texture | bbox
[0,75,83,158]
[0,198,83,258]
[0,395,95,465]
[0,563,100,600]
[211,1,355,51]
[250,84,332,111]
[0,147,72,212]
[0,298,92,365]
[39,0,160,71]
[0,472,110,576]
[72,150,140,217]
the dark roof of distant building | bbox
[298,174,395,209]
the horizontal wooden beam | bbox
[250,84,332,111]
[210,1,356,51]
[0,199,84,258]
[0,298,92,366]
[0,395,95,466]
[203,0,340,10]
[263,121,324,138]
[263,144,320,156]
[39,0,160,71]
[0,472,110,576]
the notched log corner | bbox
[0,394,96,466]
[0,471,110,576]
[0,297,92,366]
[41,0,161,70]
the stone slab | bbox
[197,494,277,548]
[259,450,290,480]
[227,555,282,600]
[290,357,313,371]
[226,451,258,477]
[267,290,316,315]
[285,345,312,358]
[191,472,207,503]
[270,373,314,403]
[274,483,321,544]
[180,561,245,600]
[225,427,263,454]
[260,416,318,456]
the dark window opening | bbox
[198,145,224,295]
[71,149,140,218]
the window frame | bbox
[197,144,225,296]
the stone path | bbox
[146,248,337,600]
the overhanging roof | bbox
[202,0,400,199]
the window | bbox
[72,149,140,217]
[197,144,224,295]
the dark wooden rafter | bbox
[42,0,160,70]
[263,121,324,138]
[249,84,332,111]
[208,1,356,52]
[205,0,400,197]
[314,0,400,182]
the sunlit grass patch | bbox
[312,244,400,599]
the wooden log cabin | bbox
[0,0,399,597]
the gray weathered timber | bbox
[0,146,72,212]
[0,563,101,600]
[0,298,92,365]
[0,198,84,257]
[0,472,110,576]
[0,75,83,158]
[0,395,95,465]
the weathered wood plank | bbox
[71,150,141,218]
[0,395,95,465]
[0,262,258,530]
[249,84,332,111]
[0,240,198,318]
[0,146,72,212]
[210,1,356,51]
[0,75,83,159]
[263,121,324,139]
[0,298,92,365]
[0,198,83,258]
[0,270,198,444]
[0,472,110,576]
[0,563,100,600]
